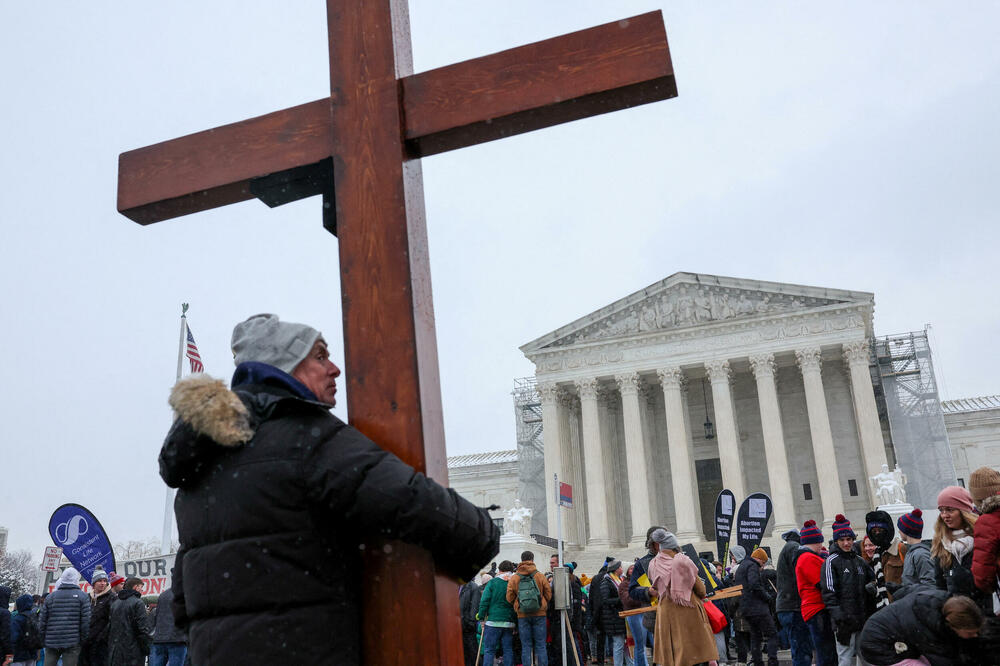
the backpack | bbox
[517,572,542,613]
[20,613,43,652]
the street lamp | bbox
[701,377,715,440]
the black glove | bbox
[834,621,853,646]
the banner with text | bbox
[714,489,735,564]
[44,553,175,596]
[735,492,773,554]
[47,503,116,584]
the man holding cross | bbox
[159,314,500,663]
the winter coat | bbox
[11,594,40,663]
[598,574,626,635]
[859,589,974,666]
[107,588,153,666]
[775,537,803,612]
[477,575,516,624]
[505,561,551,617]
[735,558,771,618]
[629,550,657,605]
[796,547,826,622]
[650,556,717,666]
[820,546,874,636]
[619,572,642,611]
[81,586,114,666]
[902,541,937,588]
[150,588,185,644]
[459,581,482,629]
[972,494,1000,594]
[0,586,10,659]
[934,547,990,612]
[160,367,499,665]
[40,582,91,648]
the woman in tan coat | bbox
[647,529,718,666]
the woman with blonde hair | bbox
[931,486,989,611]
[646,529,718,666]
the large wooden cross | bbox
[118,2,676,662]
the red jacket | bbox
[795,548,826,622]
[972,495,1000,593]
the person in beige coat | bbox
[647,529,718,666]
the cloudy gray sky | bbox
[2,2,998,557]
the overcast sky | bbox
[2,2,998,558]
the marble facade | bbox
[520,273,892,556]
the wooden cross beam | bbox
[118,2,676,662]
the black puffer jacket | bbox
[935,550,991,613]
[0,586,11,659]
[859,589,975,666]
[775,536,802,612]
[40,583,90,648]
[160,367,499,665]
[735,558,771,617]
[820,547,874,636]
[81,587,114,665]
[598,575,626,635]
[107,588,153,666]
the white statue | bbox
[503,499,533,537]
[870,463,907,506]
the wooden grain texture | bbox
[117,12,674,225]
[325,0,458,662]
[402,11,676,157]
[117,99,330,224]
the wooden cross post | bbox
[118,2,676,662]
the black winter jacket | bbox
[11,594,40,662]
[0,586,11,659]
[629,550,656,605]
[151,588,185,644]
[160,368,499,665]
[598,575,626,635]
[459,581,482,629]
[775,537,802,612]
[934,550,991,613]
[820,547,874,636]
[81,587,114,665]
[40,583,91,648]
[859,589,976,666]
[735,558,771,618]
[107,589,153,666]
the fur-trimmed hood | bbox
[168,375,254,447]
[979,494,1000,514]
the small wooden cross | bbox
[118,2,676,662]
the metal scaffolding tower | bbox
[512,377,548,537]
[870,329,956,509]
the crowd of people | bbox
[0,567,187,666]
[460,467,1000,666]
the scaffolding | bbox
[870,329,956,509]
[512,377,549,537]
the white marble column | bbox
[705,359,746,501]
[749,354,798,535]
[843,339,889,482]
[538,382,564,539]
[796,347,844,527]
[658,367,705,541]
[577,378,612,546]
[616,372,654,545]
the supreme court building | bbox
[517,272,905,557]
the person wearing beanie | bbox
[736,544,778,666]
[597,560,628,665]
[969,466,1000,594]
[10,592,40,665]
[931,485,988,612]
[81,568,115,666]
[40,567,91,664]
[108,572,125,593]
[159,314,500,665]
[776,529,813,666]
[627,525,667,666]
[795,521,838,666]
[897,508,935,589]
[820,514,874,664]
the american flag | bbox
[185,325,204,373]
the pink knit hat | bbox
[937,486,975,513]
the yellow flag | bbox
[637,573,657,605]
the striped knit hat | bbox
[800,519,824,545]
[832,514,856,540]
[897,508,924,539]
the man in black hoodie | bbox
[160,314,500,665]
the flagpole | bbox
[162,304,188,556]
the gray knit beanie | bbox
[650,528,680,552]
[730,545,747,563]
[231,314,323,374]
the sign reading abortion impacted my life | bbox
[735,492,774,553]
[48,503,116,583]
[714,489,735,564]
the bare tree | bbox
[0,549,37,598]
